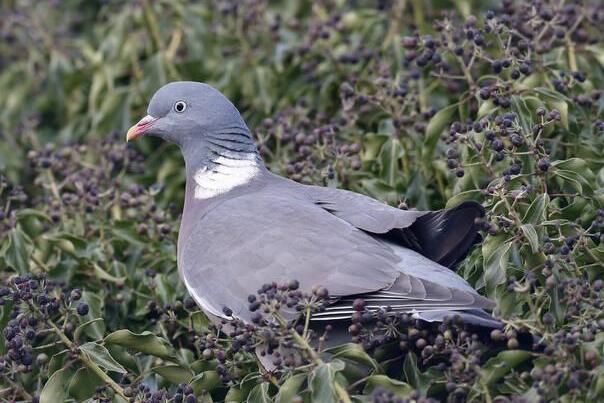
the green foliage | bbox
[1,0,604,402]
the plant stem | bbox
[290,327,321,365]
[78,352,127,400]
[289,324,352,403]
[303,305,311,340]
[41,310,127,400]
[480,376,493,403]
[141,0,162,54]
[566,38,578,72]
[410,0,429,110]
[45,170,61,200]
[0,375,32,400]
[565,14,584,72]
[31,253,49,272]
[410,0,426,33]
[334,382,353,403]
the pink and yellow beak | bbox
[126,115,158,141]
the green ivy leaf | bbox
[552,158,595,194]
[309,360,345,403]
[586,45,604,69]
[92,263,125,285]
[43,232,89,258]
[16,209,49,237]
[554,169,587,194]
[80,342,127,374]
[276,373,307,403]
[423,103,458,163]
[546,99,568,129]
[445,189,483,209]
[223,387,244,402]
[481,235,512,294]
[477,99,497,118]
[522,194,549,224]
[589,369,604,399]
[324,343,381,372]
[378,137,404,187]
[111,220,146,247]
[363,375,412,396]
[105,345,138,373]
[80,291,105,340]
[155,273,176,306]
[360,133,388,162]
[191,311,211,332]
[74,318,105,343]
[152,365,193,384]
[48,350,70,375]
[68,367,103,401]
[104,329,175,360]
[1,228,32,273]
[190,371,222,395]
[520,224,539,253]
[481,350,532,385]
[247,382,272,403]
[403,352,421,388]
[15,208,52,223]
[40,366,75,403]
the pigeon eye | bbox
[174,101,187,113]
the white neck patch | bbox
[193,153,260,199]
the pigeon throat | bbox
[192,152,261,199]
[182,127,264,200]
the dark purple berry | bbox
[76,303,89,316]
[537,158,550,172]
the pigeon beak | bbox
[126,115,158,142]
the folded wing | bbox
[303,185,484,268]
[179,192,495,325]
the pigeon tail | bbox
[301,185,483,270]
[402,201,484,269]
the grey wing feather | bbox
[311,245,494,321]
[179,192,401,322]
[179,191,496,326]
[303,184,427,233]
[303,184,484,269]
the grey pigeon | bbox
[127,81,499,330]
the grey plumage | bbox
[127,81,500,329]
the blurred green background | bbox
[1,0,491,208]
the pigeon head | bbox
[127,81,264,199]
[126,81,248,147]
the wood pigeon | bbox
[126,81,499,329]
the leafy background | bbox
[1,0,604,402]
